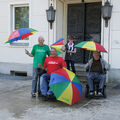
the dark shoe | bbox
[38,92,42,97]
[31,93,36,97]
[41,95,48,101]
[47,94,56,100]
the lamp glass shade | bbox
[102,3,113,19]
[46,6,56,22]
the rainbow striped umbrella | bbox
[50,38,64,55]
[5,28,37,43]
[75,41,107,52]
[50,68,82,105]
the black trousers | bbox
[65,60,76,73]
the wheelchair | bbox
[85,80,107,98]
[37,69,46,97]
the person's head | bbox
[93,51,100,60]
[38,36,44,46]
[68,36,74,44]
[50,48,57,57]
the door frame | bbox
[58,0,110,64]
[60,0,104,62]
[61,0,102,43]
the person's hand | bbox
[86,63,88,66]
[38,64,42,68]
[25,49,29,54]
[38,64,45,70]
[68,50,71,53]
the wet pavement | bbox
[0,74,120,120]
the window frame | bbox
[11,4,30,46]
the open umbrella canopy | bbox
[5,28,37,43]
[75,41,107,53]
[50,68,82,105]
[50,38,64,56]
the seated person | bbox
[39,48,66,100]
[85,51,109,97]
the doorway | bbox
[67,2,102,63]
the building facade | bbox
[0,0,120,82]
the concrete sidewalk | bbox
[0,74,120,120]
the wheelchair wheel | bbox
[103,85,107,98]
[85,84,89,98]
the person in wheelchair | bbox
[85,51,109,97]
[39,48,66,100]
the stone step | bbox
[75,64,86,72]
[75,64,88,82]
[76,71,88,77]
[77,76,87,83]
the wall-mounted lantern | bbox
[102,0,113,27]
[46,4,56,29]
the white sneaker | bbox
[98,92,103,96]
[89,92,94,96]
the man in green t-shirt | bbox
[25,36,50,97]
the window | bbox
[11,5,29,46]
[15,6,29,29]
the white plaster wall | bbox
[0,0,51,75]
[0,0,49,65]
[56,0,64,40]
[110,0,120,69]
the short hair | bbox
[51,48,57,52]
[38,36,44,41]
[68,36,74,40]
[93,51,101,57]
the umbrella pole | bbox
[88,51,92,61]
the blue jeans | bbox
[31,67,45,93]
[87,72,106,92]
[40,73,53,95]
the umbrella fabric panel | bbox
[51,40,64,45]
[50,38,64,56]
[50,82,70,99]
[82,42,96,51]
[51,38,64,45]
[6,37,22,43]
[95,42,107,52]
[72,83,82,105]
[18,28,33,36]
[57,83,73,105]
[76,41,87,48]
[21,32,33,39]
[10,37,22,42]
[50,73,70,85]
[5,28,37,43]
[75,41,107,52]
[72,82,82,96]
[52,68,71,81]
[8,30,20,40]
[51,45,64,52]
[64,68,75,81]
[72,75,81,84]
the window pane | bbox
[15,6,29,29]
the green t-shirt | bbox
[31,44,50,68]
